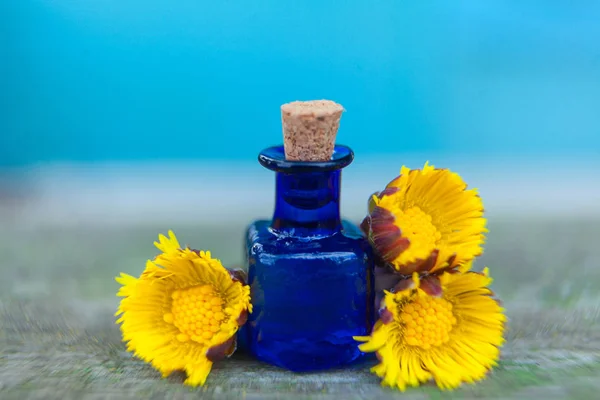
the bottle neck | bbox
[271,170,342,236]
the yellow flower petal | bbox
[363,163,487,274]
[356,269,505,391]
[153,230,181,254]
[356,321,391,352]
[115,231,252,387]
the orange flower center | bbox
[393,206,441,263]
[399,295,456,349]
[163,284,226,344]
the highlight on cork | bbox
[281,100,345,162]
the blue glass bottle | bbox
[244,144,374,371]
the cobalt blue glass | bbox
[244,144,374,372]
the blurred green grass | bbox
[2,217,599,305]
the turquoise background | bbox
[2,1,600,166]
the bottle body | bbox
[245,220,373,371]
[244,145,374,371]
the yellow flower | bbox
[354,268,505,391]
[361,162,486,274]
[115,231,252,387]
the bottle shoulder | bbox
[246,219,371,257]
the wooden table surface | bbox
[1,219,599,400]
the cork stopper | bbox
[281,100,344,161]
